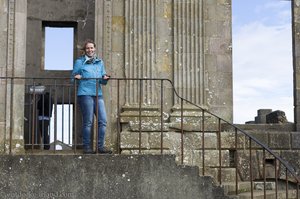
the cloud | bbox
[233,20,293,124]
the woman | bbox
[72,39,112,154]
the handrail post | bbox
[275,158,278,199]
[9,78,14,154]
[160,80,164,154]
[263,149,266,199]
[61,87,65,145]
[139,80,142,154]
[95,78,99,153]
[117,80,121,154]
[218,118,222,184]
[202,109,205,176]
[181,98,184,164]
[297,182,299,199]
[54,80,57,153]
[68,86,71,146]
[286,167,288,199]
[250,138,253,199]
[235,128,238,195]
[74,80,77,154]
[31,80,36,151]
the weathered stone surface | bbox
[291,132,300,149]
[181,149,230,168]
[222,123,295,132]
[221,131,249,149]
[255,109,272,124]
[236,150,261,181]
[248,131,269,149]
[120,110,166,124]
[184,133,218,149]
[148,132,178,150]
[129,122,169,132]
[279,151,300,182]
[268,132,291,149]
[120,131,149,149]
[168,122,219,132]
[0,155,231,199]
[208,168,238,183]
[266,110,288,124]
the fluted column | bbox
[0,0,27,154]
[173,0,205,105]
[125,0,157,105]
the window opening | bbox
[44,26,74,70]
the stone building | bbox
[0,0,232,153]
[2,0,300,198]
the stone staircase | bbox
[223,181,298,199]
[119,106,300,199]
[0,154,231,199]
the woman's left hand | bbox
[103,75,110,80]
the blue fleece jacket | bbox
[72,55,107,96]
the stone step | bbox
[223,181,298,199]
[0,154,231,199]
[237,190,297,199]
[223,181,278,195]
[222,181,252,195]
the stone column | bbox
[124,0,159,105]
[0,0,27,154]
[95,0,120,149]
[173,0,205,105]
[170,0,232,123]
[203,0,232,121]
[293,0,300,130]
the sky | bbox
[45,27,73,70]
[232,0,293,124]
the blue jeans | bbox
[78,96,107,150]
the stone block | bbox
[268,132,291,149]
[266,110,288,124]
[221,131,249,149]
[208,168,238,183]
[182,149,230,167]
[236,150,261,181]
[112,30,125,52]
[183,133,217,149]
[279,151,300,182]
[256,109,272,124]
[168,122,218,132]
[148,132,179,149]
[248,131,269,149]
[291,132,300,149]
[121,149,174,155]
[120,131,149,149]
[129,122,169,132]
[112,0,124,16]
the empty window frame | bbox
[43,22,76,71]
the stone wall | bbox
[0,0,27,154]
[0,155,230,199]
[1,0,231,154]
[120,124,300,183]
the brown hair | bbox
[81,39,96,50]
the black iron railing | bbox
[0,77,299,198]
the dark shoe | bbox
[98,147,112,154]
[83,148,96,154]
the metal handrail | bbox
[2,76,300,198]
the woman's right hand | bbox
[74,74,82,79]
